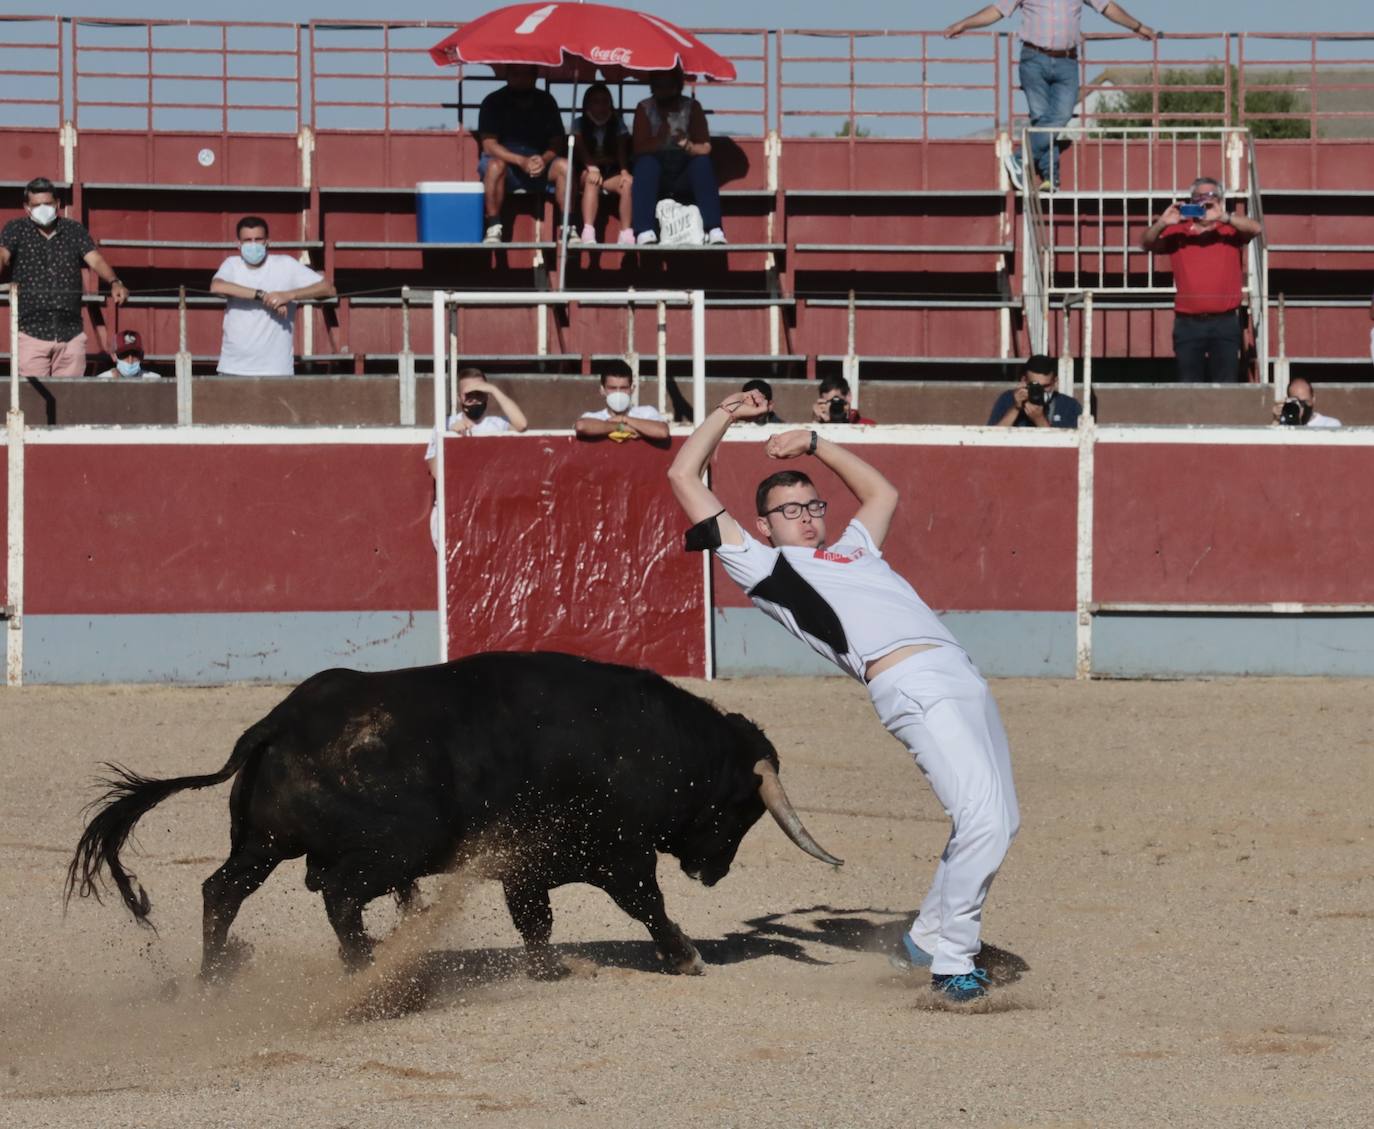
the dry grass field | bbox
[2,676,1372,1127]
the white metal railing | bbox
[1019,126,1268,385]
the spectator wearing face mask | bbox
[209,216,336,376]
[0,176,127,377]
[95,329,159,380]
[575,372,669,443]
[425,368,528,550]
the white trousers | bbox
[868,646,1020,976]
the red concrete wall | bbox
[1094,443,1374,605]
[710,443,1079,612]
[23,443,434,614]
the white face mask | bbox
[240,241,268,266]
[116,358,142,378]
[29,204,57,227]
[605,390,632,414]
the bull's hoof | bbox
[199,936,254,984]
[670,949,706,976]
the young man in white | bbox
[425,368,528,548]
[210,216,336,376]
[667,389,1020,1003]
[574,371,669,443]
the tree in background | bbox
[1100,65,1310,140]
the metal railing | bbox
[0,14,63,128]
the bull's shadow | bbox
[349,905,1029,1021]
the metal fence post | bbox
[398,286,415,426]
[6,282,23,684]
[175,285,193,425]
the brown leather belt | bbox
[1024,42,1078,59]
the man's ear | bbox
[755,515,772,541]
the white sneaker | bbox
[617,229,636,246]
[567,229,582,245]
[580,224,596,244]
[707,227,727,245]
[636,230,658,245]
[483,222,502,244]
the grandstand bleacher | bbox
[2,16,1372,426]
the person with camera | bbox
[1271,377,1341,429]
[810,374,875,426]
[741,379,785,425]
[1140,177,1264,383]
[987,353,1081,428]
[667,389,1020,1004]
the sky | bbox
[1,0,1371,34]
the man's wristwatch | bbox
[807,430,818,456]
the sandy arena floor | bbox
[2,676,1372,1127]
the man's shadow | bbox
[348,905,1029,1020]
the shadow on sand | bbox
[349,905,1030,1020]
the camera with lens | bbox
[827,397,850,423]
[1278,398,1311,427]
[1025,381,1047,407]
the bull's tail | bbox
[64,719,274,925]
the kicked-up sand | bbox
[1,676,1371,1127]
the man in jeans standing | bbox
[946,2,1157,191]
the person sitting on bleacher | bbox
[988,354,1081,428]
[477,65,570,245]
[571,83,635,247]
[810,374,875,426]
[210,216,336,377]
[630,68,725,246]
[95,329,158,380]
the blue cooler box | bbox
[416,181,484,243]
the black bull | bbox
[67,652,841,979]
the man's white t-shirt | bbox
[579,405,665,422]
[715,518,960,683]
[424,413,513,459]
[1308,411,1341,429]
[213,254,324,376]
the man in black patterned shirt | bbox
[0,176,127,377]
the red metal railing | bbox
[1,19,1371,143]
[0,14,63,128]
[71,17,300,134]
[778,28,1004,140]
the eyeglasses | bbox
[762,499,827,520]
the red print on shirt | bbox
[814,547,864,563]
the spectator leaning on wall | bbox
[988,353,1082,428]
[1139,177,1263,384]
[575,372,669,443]
[210,216,336,377]
[0,176,127,377]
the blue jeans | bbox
[1018,47,1079,186]
[631,152,723,234]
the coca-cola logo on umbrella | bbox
[589,46,633,65]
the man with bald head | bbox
[1272,378,1341,429]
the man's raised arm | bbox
[667,390,770,546]
[764,430,899,550]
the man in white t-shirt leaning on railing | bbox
[210,215,336,376]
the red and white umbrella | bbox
[428,3,737,82]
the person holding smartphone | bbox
[1140,177,1264,383]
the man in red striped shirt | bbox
[1140,177,1265,382]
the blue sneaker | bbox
[888,932,934,973]
[931,968,991,1003]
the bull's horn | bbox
[754,759,843,867]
